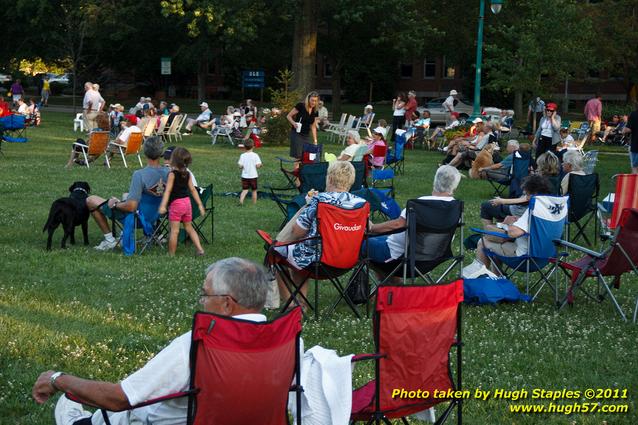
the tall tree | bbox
[161,0,264,100]
[290,0,319,94]
[317,0,434,115]
[482,0,596,116]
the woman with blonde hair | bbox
[287,91,320,159]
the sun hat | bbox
[450,89,458,96]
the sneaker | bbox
[54,394,93,425]
[182,132,192,136]
[94,238,118,251]
[205,130,212,136]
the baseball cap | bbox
[450,90,458,96]
[472,117,483,124]
[365,104,373,110]
[373,126,385,135]
[163,146,176,160]
[546,102,557,111]
[200,102,209,108]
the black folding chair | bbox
[488,151,530,198]
[566,173,599,246]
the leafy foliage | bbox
[263,69,302,145]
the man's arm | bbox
[33,371,131,411]
[369,216,406,234]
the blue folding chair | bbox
[488,151,531,198]
[110,193,164,255]
[473,195,569,303]
[371,168,395,198]
[0,114,28,143]
[386,133,406,175]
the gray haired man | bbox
[32,258,269,425]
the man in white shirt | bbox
[183,102,213,135]
[82,82,104,132]
[104,118,142,162]
[32,258,270,425]
[443,89,458,125]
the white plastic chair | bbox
[73,113,85,132]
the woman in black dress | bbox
[286,91,319,159]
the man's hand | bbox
[503,215,518,225]
[32,371,57,404]
[107,197,119,209]
[490,197,503,206]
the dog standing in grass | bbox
[43,181,91,250]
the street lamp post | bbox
[471,0,503,119]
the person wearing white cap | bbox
[355,104,374,129]
[443,90,458,125]
[183,102,213,135]
[366,126,387,168]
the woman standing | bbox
[287,91,319,159]
[532,102,561,159]
[391,92,406,141]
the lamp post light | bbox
[471,0,503,119]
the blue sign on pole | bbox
[242,70,265,88]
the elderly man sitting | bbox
[447,122,497,169]
[183,102,213,135]
[478,139,521,183]
[365,165,461,272]
[104,117,142,163]
[32,257,270,425]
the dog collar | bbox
[72,187,89,195]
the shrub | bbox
[262,69,302,146]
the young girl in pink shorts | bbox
[158,147,206,256]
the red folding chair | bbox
[371,144,387,168]
[258,201,370,319]
[554,208,638,322]
[67,308,303,425]
[598,174,638,238]
[351,281,464,424]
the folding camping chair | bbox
[109,193,165,255]
[488,151,531,198]
[274,143,324,191]
[164,114,184,143]
[258,201,370,319]
[0,114,28,142]
[386,133,406,175]
[370,144,387,169]
[156,184,215,245]
[67,307,304,425]
[554,208,638,322]
[565,173,599,246]
[351,281,463,425]
[473,195,569,303]
[72,131,109,168]
[598,174,638,240]
[582,150,599,174]
[370,199,465,286]
[106,132,144,168]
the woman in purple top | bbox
[10,79,24,104]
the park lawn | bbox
[0,111,636,425]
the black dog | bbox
[43,181,91,250]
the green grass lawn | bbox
[0,111,636,424]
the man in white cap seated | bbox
[183,102,213,135]
[355,104,374,129]
[443,90,458,125]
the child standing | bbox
[238,138,262,205]
[158,147,206,256]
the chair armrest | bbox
[276,156,297,164]
[553,239,605,259]
[66,391,194,412]
[470,227,511,239]
[352,353,386,362]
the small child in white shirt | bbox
[238,138,262,205]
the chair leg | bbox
[137,154,143,168]
[120,147,128,168]
[82,149,90,169]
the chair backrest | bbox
[177,114,187,131]
[343,115,356,131]
[138,192,163,225]
[568,173,599,222]
[372,169,394,181]
[167,114,182,133]
[190,308,302,425]
[337,113,347,127]
[0,114,25,130]
[156,115,169,135]
[352,144,369,162]
[527,195,569,258]
[610,174,638,230]
[405,199,463,269]
[302,142,322,164]
[299,162,329,193]
[393,133,406,160]
[191,184,212,220]
[372,144,387,161]
[125,132,144,154]
[316,202,369,269]
[374,281,463,417]
[582,150,598,174]
[599,208,638,276]
[87,131,109,156]
[351,160,366,191]
[547,175,561,196]
[143,118,157,137]
[509,152,531,198]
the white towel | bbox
[290,345,354,425]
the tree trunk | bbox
[331,63,342,117]
[197,59,208,101]
[514,90,523,119]
[291,0,318,94]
